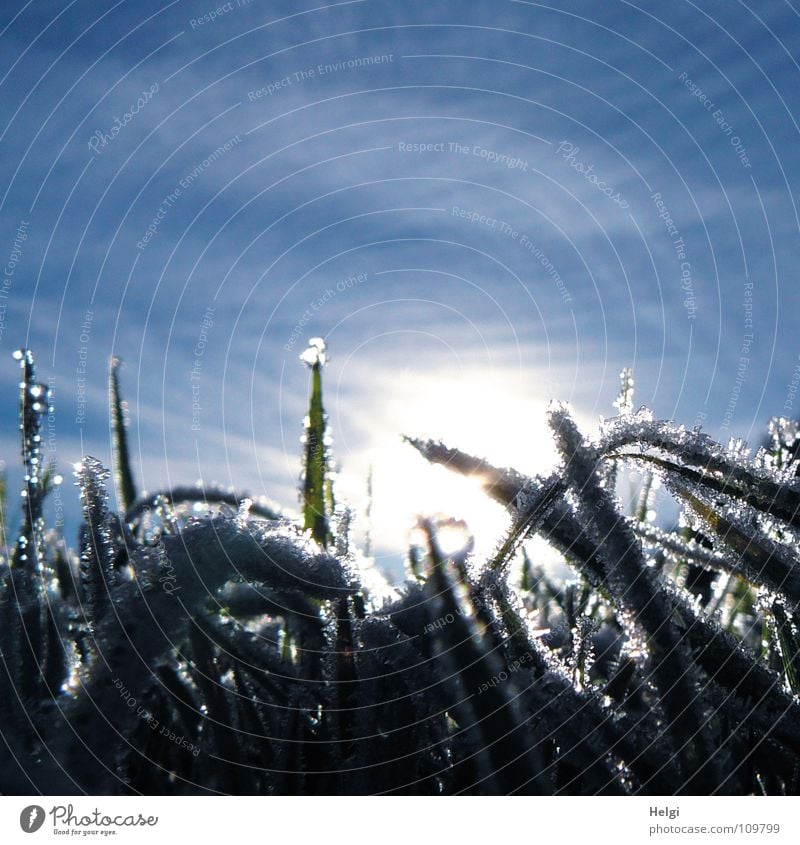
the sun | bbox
[334,367,572,577]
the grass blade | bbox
[109,357,137,511]
[300,339,334,547]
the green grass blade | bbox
[300,339,333,548]
[109,357,137,511]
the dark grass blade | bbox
[5,350,53,701]
[549,405,726,794]
[769,600,800,697]
[669,481,800,605]
[485,574,669,795]
[11,349,51,573]
[486,476,564,574]
[75,457,118,626]
[404,436,527,505]
[419,517,549,795]
[125,486,281,524]
[602,419,800,530]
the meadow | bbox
[1,341,799,795]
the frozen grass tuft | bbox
[1,351,800,795]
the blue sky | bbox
[1,0,799,574]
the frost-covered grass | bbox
[1,347,800,795]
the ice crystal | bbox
[299,336,328,368]
[613,367,635,416]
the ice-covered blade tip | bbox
[300,337,328,368]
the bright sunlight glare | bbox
[334,368,587,580]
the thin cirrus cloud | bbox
[0,0,799,569]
